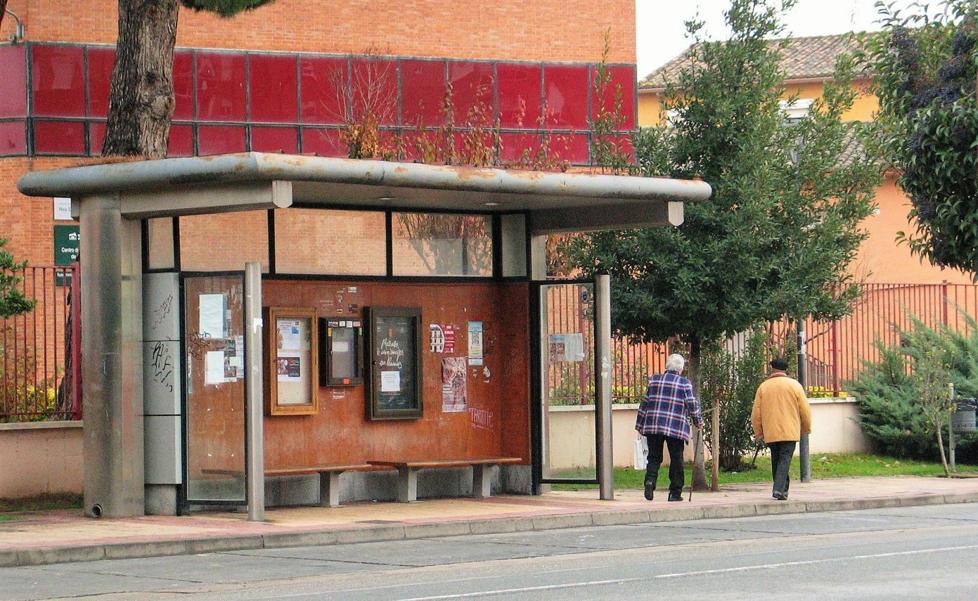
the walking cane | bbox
[689,429,700,502]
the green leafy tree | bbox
[566,0,880,487]
[0,238,35,319]
[863,0,978,275]
[102,0,274,158]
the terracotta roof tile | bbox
[640,33,863,91]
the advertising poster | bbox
[467,321,484,366]
[276,354,302,382]
[549,333,585,362]
[429,323,457,354]
[441,357,467,412]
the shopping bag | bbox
[633,435,648,470]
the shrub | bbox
[848,317,978,463]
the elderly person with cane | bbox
[635,353,703,502]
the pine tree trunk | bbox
[102,0,179,158]
[689,335,710,491]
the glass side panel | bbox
[183,274,246,503]
[179,210,269,272]
[391,213,492,277]
[146,218,175,271]
[274,209,385,275]
[541,282,596,481]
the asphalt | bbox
[2,475,978,569]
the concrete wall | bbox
[0,421,83,498]
[549,398,870,470]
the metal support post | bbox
[245,262,265,521]
[948,383,957,473]
[595,274,614,501]
[797,316,811,483]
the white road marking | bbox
[392,578,645,601]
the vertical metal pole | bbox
[595,274,614,501]
[245,262,265,521]
[797,316,811,483]
[948,383,956,473]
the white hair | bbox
[665,353,685,373]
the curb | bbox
[2,492,977,568]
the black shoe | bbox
[644,482,655,501]
[668,492,683,502]
[773,491,788,501]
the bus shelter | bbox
[18,153,711,518]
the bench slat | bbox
[368,458,522,470]
[267,464,372,476]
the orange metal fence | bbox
[0,265,80,422]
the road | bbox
[3,503,978,600]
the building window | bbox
[179,211,269,272]
[274,209,386,276]
[781,98,814,123]
[392,213,493,277]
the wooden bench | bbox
[367,458,523,502]
[203,463,374,507]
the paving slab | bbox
[1,476,977,568]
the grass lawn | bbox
[552,453,978,491]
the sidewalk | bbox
[2,475,978,568]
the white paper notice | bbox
[199,294,225,339]
[278,318,303,351]
[332,340,350,353]
[380,370,401,393]
[468,321,484,366]
[564,332,586,362]
[204,351,226,385]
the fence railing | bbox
[547,281,978,404]
[1,265,80,422]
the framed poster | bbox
[319,317,364,386]
[266,307,319,416]
[365,306,422,420]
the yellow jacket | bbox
[750,373,812,443]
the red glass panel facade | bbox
[590,65,636,130]
[167,125,195,157]
[251,126,298,153]
[351,59,398,126]
[197,125,246,155]
[401,60,445,127]
[497,63,540,128]
[543,65,588,129]
[31,46,85,117]
[33,120,86,155]
[0,45,27,117]
[196,53,246,121]
[0,121,27,155]
[249,55,298,123]
[449,62,494,126]
[87,47,115,118]
[12,44,636,164]
[173,51,195,121]
[301,128,345,157]
[300,57,347,125]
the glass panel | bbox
[392,213,492,277]
[590,65,636,130]
[249,54,298,123]
[251,126,297,153]
[330,327,358,380]
[147,218,175,270]
[0,45,27,118]
[541,282,596,481]
[300,128,345,156]
[167,125,194,157]
[89,121,106,155]
[173,52,195,121]
[196,53,246,121]
[180,211,269,272]
[400,60,446,127]
[0,121,26,156]
[198,125,246,155]
[184,274,246,503]
[543,65,588,129]
[500,214,526,278]
[31,45,85,117]
[33,120,86,155]
[351,59,397,126]
[497,63,540,128]
[86,47,115,118]
[299,57,347,124]
[448,62,494,126]
[274,209,385,275]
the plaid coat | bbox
[635,371,703,442]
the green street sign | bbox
[54,225,80,265]
[54,225,79,286]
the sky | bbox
[636,0,925,78]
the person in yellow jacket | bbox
[750,358,812,500]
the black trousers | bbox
[645,433,686,495]
[768,440,796,497]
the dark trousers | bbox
[768,440,796,497]
[645,434,686,495]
